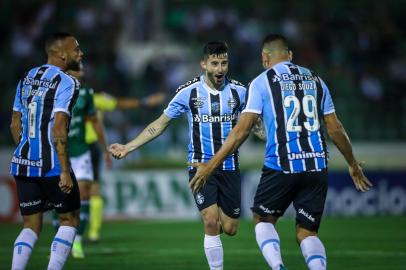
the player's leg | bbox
[46,173,80,270]
[217,170,241,236]
[293,169,328,270]
[201,205,223,270]
[88,143,103,242]
[251,168,296,270]
[70,151,94,258]
[190,169,223,270]
[12,176,44,270]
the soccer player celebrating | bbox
[65,64,110,258]
[10,32,83,270]
[189,34,373,270]
[110,41,258,270]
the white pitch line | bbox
[14,247,406,257]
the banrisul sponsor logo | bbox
[23,77,57,90]
[193,113,237,123]
[272,73,319,83]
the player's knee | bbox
[203,217,219,231]
[222,223,238,236]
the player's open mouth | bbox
[215,74,224,80]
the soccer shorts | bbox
[251,167,328,232]
[70,150,94,181]
[89,143,101,181]
[189,169,241,219]
[14,172,80,216]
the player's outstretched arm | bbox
[189,112,259,192]
[324,112,373,192]
[109,113,172,159]
[53,112,73,193]
[10,111,22,145]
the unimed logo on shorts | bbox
[298,208,315,222]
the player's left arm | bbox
[10,111,22,145]
[324,112,373,192]
[189,112,259,192]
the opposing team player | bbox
[66,64,110,258]
[110,41,261,270]
[190,34,373,270]
[10,32,83,270]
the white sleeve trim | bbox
[242,109,262,114]
[163,109,178,119]
[13,107,21,112]
[53,108,71,116]
[323,109,335,115]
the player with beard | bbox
[109,41,263,270]
[10,32,83,270]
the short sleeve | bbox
[53,76,79,116]
[163,89,188,119]
[319,78,335,115]
[242,79,263,115]
[13,80,22,112]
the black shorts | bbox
[251,167,328,232]
[89,142,101,181]
[14,172,80,216]
[189,169,241,219]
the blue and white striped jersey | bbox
[243,61,335,173]
[164,75,246,170]
[10,64,80,177]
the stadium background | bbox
[0,0,405,269]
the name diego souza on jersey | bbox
[288,151,326,161]
[193,113,237,123]
[12,156,43,167]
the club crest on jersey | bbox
[192,97,205,109]
[211,102,220,113]
[228,97,237,109]
[195,193,205,205]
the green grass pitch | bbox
[0,217,405,270]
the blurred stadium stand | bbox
[1,0,406,147]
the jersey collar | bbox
[200,75,228,95]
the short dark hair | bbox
[262,34,289,51]
[45,32,73,52]
[202,41,228,59]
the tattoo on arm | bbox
[53,136,68,155]
[147,127,157,136]
[253,117,266,141]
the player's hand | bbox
[188,162,214,193]
[349,162,373,192]
[109,143,129,159]
[103,150,113,169]
[59,171,73,194]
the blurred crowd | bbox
[1,0,405,147]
